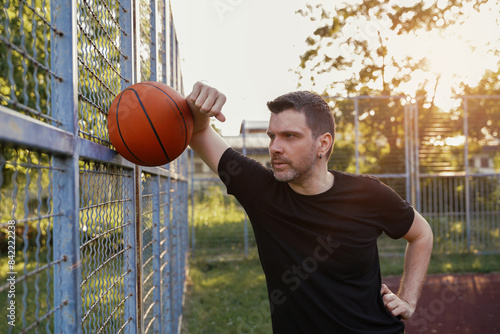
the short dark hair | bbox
[267,91,335,157]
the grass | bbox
[182,253,271,334]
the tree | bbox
[297,0,499,174]
[296,0,494,98]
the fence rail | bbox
[1,0,189,333]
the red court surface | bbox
[384,272,500,334]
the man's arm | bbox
[186,81,230,173]
[381,209,433,320]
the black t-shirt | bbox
[218,148,414,334]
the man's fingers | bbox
[187,81,226,122]
[380,284,391,295]
[215,112,226,122]
[380,284,414,319]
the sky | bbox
[171,0,500,136]
[171,0,321,135]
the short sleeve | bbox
[217,148,272,206]
[376,181,415,239]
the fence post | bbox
[242,120,249,258]
[413,102,421,211]
[354,97,360,174]
[404,103,411,202]
[160,175,173,331]
[118,0,139,332]
[463,97,472,251]
[150,0,159,82]
[123,169,138,334]
[134,167,144,333]
[152,175,162,332]
[50,0,82,332]
[190,149,196,257]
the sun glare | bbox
[425,37,473,78]
[390,2,499,109]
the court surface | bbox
[384,272,500,333]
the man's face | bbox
[267,109,318,183]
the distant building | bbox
[469,138,500,174]
[190,120,270,181]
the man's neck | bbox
[288,169,334,196]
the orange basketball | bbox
[107,81,193,166]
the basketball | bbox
[107,81,193,166]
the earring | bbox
[319,154,322,159]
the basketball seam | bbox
[115,91,153,166]
[126,87,172,162]
[138,82,189,149]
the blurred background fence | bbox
[189,96,500,260]
[0,0,189,333]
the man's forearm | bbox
[189,125,229,173]
[398,231,433,309]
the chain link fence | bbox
[1,0,189,333]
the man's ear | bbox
[318,132,333,157]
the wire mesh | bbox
[157,0,168,84]
[141,172,159,333]
[139,0,154,82]
[419,103,465,174]
[0,0,62,126]
[77,0,129,146]
[469,175,500,253]
[0,147,65,333]
[79,161,134,334]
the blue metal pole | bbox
[160,175,173,331]
[151,175,162,333]
[118,1,138,332]
[123,168,138,334]
[150,0,159,82]
[50,0,82,332]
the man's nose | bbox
[269,138,283,155]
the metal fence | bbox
[190,96,500,258]
[1,0,189,333]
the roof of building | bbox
[239,120,269,134]
[224,133,269,151]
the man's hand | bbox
[381,284,416,320]
[186,81,227,133]
[186,81,230,173]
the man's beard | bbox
[271,149,317,183]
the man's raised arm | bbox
[186,81,230,173]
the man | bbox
[187,81,433,333]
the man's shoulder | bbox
[332,170,381,185]
[220,148,271,174]
[219,148,275,190]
